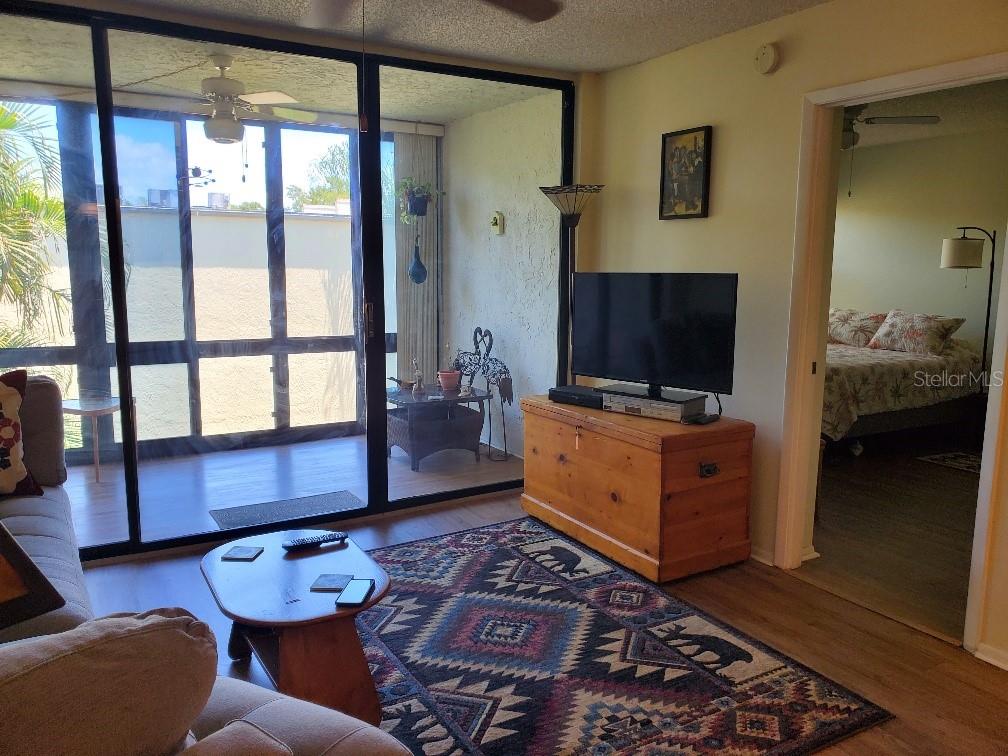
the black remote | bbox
[281,531,349,552]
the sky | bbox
[4,100,389,212]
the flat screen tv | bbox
[572,272,738,396]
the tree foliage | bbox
[0,102,67,338]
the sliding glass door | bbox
[103,30,369,542]
[378,64,563,504]
[0,3,572,556]
[0,14,131,548]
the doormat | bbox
[360,517,892,754]
[209,490,365,530]
[917,452,982,474]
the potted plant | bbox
[397,177,441,224]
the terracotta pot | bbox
[438,370,461,392]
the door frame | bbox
[776,51,1008,653]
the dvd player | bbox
[548,385,603,410]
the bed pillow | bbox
[0,370,43,498]
[867,310,965,355]
[827,308,887,347]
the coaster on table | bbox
[310,573,353,592]
[221,546,264,562]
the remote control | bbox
[281,531,349,552]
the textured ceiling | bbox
[855,79,1008,148]
[0,15,552,124]
[97,0,830,72]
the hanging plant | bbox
[397,177,441,224]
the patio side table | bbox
[62,396,120,482]
[386,387,491,471]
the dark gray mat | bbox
[209,490,365,530]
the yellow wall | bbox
[831,129,1008,360]
[576,0,1008,645]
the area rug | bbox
[360,518,891,754]
[917,451,982,474]
[208,490,364,529]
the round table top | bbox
[200,529,390,627]
[62,396,120,415]
[386,386,491,406]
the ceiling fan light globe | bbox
[204,114,244,144]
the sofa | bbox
[0,376,409,756]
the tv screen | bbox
[571,272,738,394]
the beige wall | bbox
[831,130,1008,358]
[575,0,1008,656]
[442,92,563,456]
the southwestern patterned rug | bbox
[360,518,890,754]
[917,451,982,475]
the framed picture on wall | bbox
[659,125,712,220]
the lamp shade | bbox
[540,184,603,227]
[940,237,984,269]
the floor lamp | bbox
[941,225,998,375]
[540,184,603,386]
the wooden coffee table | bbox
[201,530,390,724]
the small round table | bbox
[200,529,390,723]
[62,396,120,482]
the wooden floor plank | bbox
[83,494,1008,754]
[794,441,978,642]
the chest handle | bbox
[698,461,720,479]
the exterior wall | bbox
[575,0,1008,661]
[442,91,563,457]
[831,130,1008,359]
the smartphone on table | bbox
[336,578,375,607]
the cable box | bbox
[601,393,706,422]
[549,385,603,409]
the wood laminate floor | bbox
[795,438,978,643]
[83,492,1008,755]
[67,436,524,547]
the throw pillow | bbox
[867,310,965,355]
[0,370,42,497]
[827,308,887,347]
[0,607,217,756]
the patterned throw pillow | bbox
[0,370,43,497]
[867,310,965,355]
[827,308,887,347]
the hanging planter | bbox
[398,177,441,225]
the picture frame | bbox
[659,125,712,220]
[0,523,64,631]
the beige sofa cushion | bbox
[0,608,217,756]
[192,675,410,755]
[20,375,67,487]
[0,485,92,643]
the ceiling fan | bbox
[301,0,562,28]
[841,104,941,150]
[190,54,318,143]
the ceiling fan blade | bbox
[302,0,356,29]
[482,0,563,22]
[242,91,298,106]
[863,115,941,125]
[253,104,319,124]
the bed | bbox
[820,340,982,441]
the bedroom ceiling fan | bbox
[840,104,941,150]
[186,54,319,143]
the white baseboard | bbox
[750,546,774,566]
[974,643,1008,671]
[801,546,821,562]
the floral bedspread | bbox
[821,341,981,440]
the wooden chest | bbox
[520,395,755,582]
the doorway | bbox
[776,54,1008,650]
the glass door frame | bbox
[2,0,574,560]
